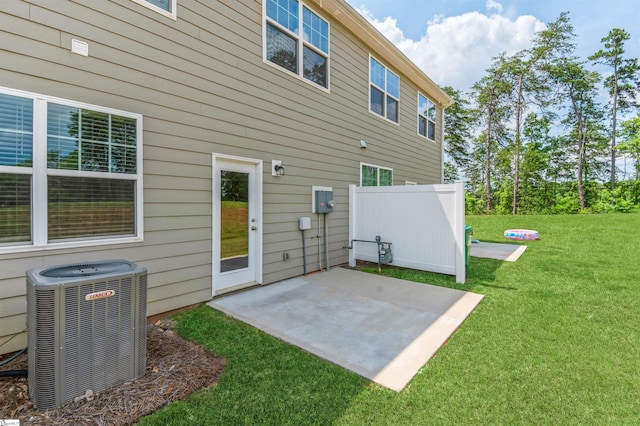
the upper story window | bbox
[264,0,330,89]
[361,163,393,187]
[418,93,436,140]
[131,0,177,20]
[369,56,400,123]
[0,87,143,253]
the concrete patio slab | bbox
[470,241,527,262]
[207,267,483,391]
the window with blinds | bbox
[0,87,142,250]
[0,93,33,244]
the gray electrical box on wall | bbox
[314,190,334,213]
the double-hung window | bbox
[369,56,400,123]
[0,87,143,252]
[131,0,177,19]
[264,0,330,89]
[418,93,436,140]
[360,163,393,187]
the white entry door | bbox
[212,154,262,296]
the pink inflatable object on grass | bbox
[504,229,539,240]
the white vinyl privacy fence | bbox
[348,182,466,283]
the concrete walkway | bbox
[470,241,527,262]
[208,267,483,391]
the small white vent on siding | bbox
[71,39,89,56]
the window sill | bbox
[369,109,400,126]
[417,134,437,143]
[263,59,331,94]
[0,236,144,256]
[130,0,177,20]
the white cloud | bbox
[486,0,504,14]
[356,7,546,92]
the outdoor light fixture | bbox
[360,139,367,149]
[272,160,285,176]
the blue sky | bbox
[346,0,640,92]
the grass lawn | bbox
[138,212,640,425]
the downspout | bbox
[301,229,307,275]
[317,214,322,270]
[324,213,330,271]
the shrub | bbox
[551,195,580,214]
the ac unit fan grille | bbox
[137,274,148,375]
[33,286,57,409]
[62,277,136,401]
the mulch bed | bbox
[0,319,225,425]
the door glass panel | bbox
[220,170,249,272]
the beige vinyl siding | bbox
[0,0,447,353]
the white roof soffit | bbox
[310,0,454,108]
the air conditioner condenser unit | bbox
[26,259,147,409]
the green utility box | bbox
[465,225,473,271]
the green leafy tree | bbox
[464,134,488,213]
[519,113,553,213]
[589,28,640,205]
[618,114,640,204]
[441,86,473,173]
[550,58,606,210]
[443,162,459,184]
[619,115,640,179]
[506,12,576,214]
[471,53,514,212]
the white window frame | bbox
[360,162,393,187]
[263,0,331,91]
[418,92,437,141]
[0,86,144,254]
[369,55,400,124]
[130,0,177,20]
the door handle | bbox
[251,226,257,231]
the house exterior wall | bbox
[0,0,450,354]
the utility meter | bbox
[314,190,334,213]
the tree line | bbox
[442,12,640,215]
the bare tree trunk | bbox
[512,75,524,215]
[577,136,586,210]
[571,94,586,210]
[610,74,619,206]
[485,120,493,212]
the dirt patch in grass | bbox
[0,319,225,425]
